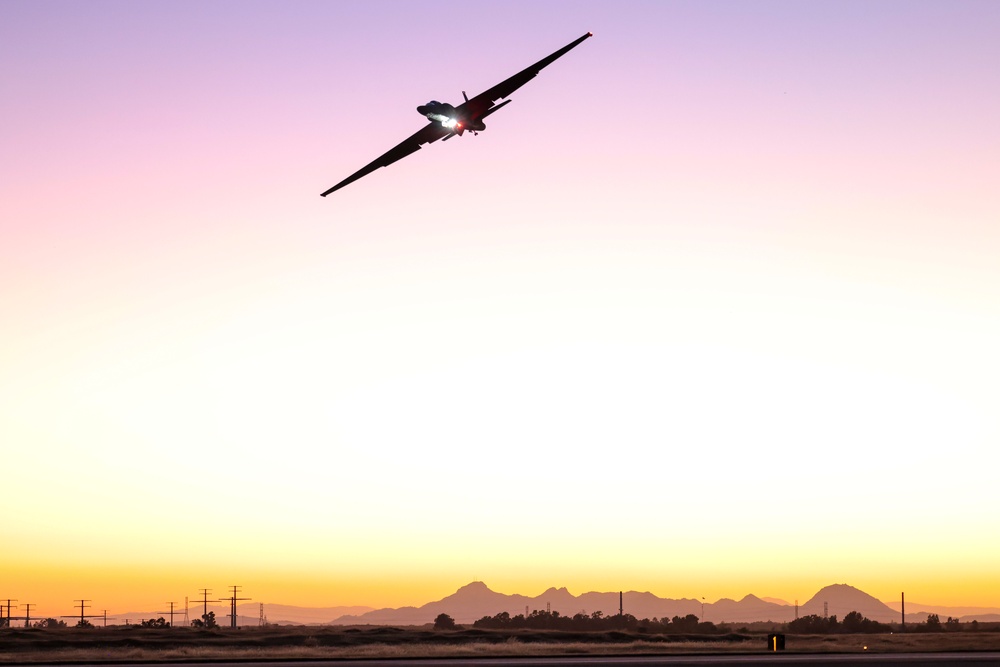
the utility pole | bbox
[75,600,90,626]
[1,600,17,628]
[62,600,101,627]
[901,592,905,629]
[197,589,212,620]
[158,602,180,628]
[183,597,189,627]
[22,603,36,628]
[219,586,250,629]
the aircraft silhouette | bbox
[320,32,592,196]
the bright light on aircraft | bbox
[442,117,459,129]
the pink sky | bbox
[2,1,999,614]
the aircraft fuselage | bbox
[416,101,486,134]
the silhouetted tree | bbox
[473,609,716,634]
[75,619,94,629]
[788,614,838,633]
[33,618,67,629]
[140,617,168,628]
[838,611,888,633]
[925,614,942,632]
[433,613,457,630]
[671,614,701,632]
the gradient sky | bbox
[3,0,999,619]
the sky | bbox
[2,0,999,620]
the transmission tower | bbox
[62,600,102,626]
[219,586,250,628]
[197,588,212,620]
[1,600,17,629]
[22,603,36,628]
[183,597,189,627]
[259,603,265,627]
[157,602,181,628]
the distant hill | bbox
[333,582,796,625]
[760,596,791,606]
[800,584,898,622]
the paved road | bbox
[20,655,1000,666]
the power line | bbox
[61,600,102,626]
[1,600,17,629]
[196,588,212,623]
[156,602,181,628]
[22,603,37,628]
[219,586,250,629]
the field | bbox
[2,626,1000,662]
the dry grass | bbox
[1,626,997,663]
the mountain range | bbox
[327,582,1000,626]
[113,583,1000,626]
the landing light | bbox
[442,118,459,129]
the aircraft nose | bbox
[416,105,427,115]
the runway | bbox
[20,654,1000,666]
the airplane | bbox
[320,32,592,196]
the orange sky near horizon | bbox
[3,0,999,619]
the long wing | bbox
[459,32,592,119]
[320,122,452,196]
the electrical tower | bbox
[22,603,36,628]
[62,600,102,627]
[184,597,189,627]
[259,603,265,627]
[220,586,250,629]
[157,602,181,628]
[197,588,212,620]
[823,601,828,619]
[1,600,17,629]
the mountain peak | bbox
[447,581,498,600]
[809,583,878,603]
[801,583,897,621]
[457,581,492,592]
